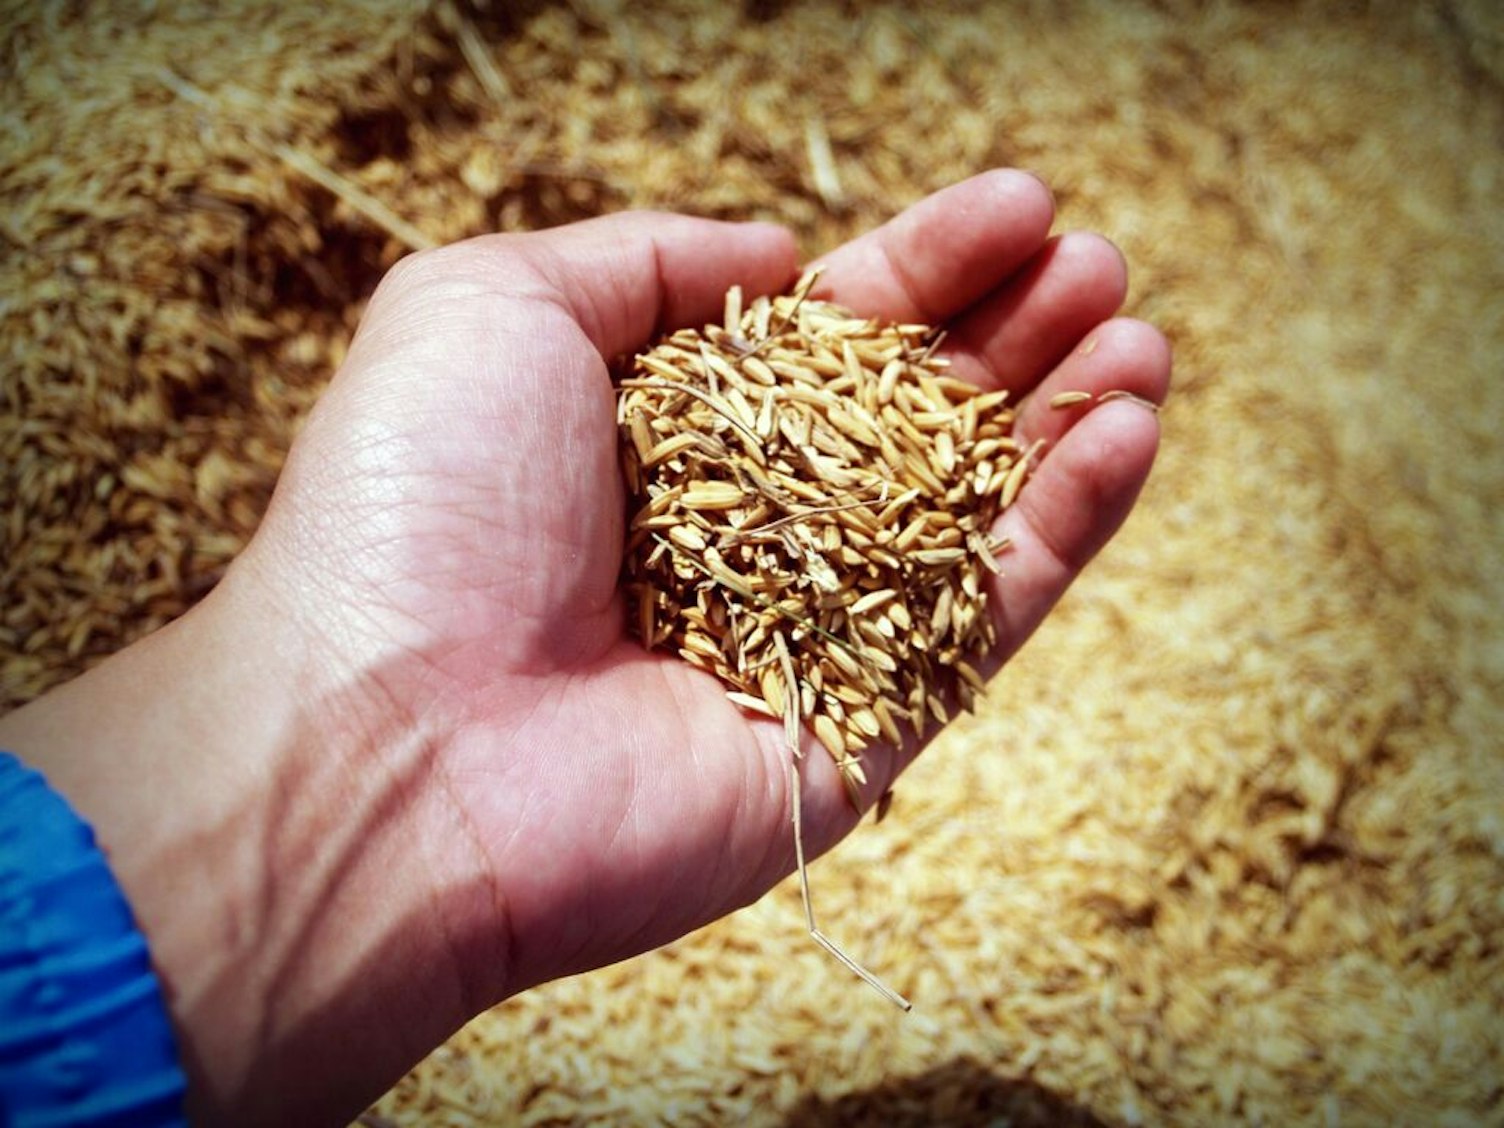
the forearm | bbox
[0,567,483,1125]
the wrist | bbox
[0,563,489,1125]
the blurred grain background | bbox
[3,1,1501,1124]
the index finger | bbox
[806,169,1056,325]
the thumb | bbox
[350,211,800,369]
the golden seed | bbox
[814,712,845,757]
[1000,456,1031,509]
[760,665,786,716]
[681,481,746,510]
[1049,390,1094,408]
[872,698,903,745]
[935,428,956,475]
[669,523,708,552]
[955,660,987,692]
[836,752,868,785]
[723,285,743,333]
[741,355,777,385]
[644,431,701,466]
[725,690,778,718]
[913,547,966,567]
[850,588,898,615]
[850,707,882,738]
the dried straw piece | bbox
[617,269,1030,1007]
[1096,388,1162,412]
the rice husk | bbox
[3,2,1501,1126]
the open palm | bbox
[238,170,1170,1012]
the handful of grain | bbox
[617,271,1037,804]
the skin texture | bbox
[0,170,1170,1126]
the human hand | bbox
[0,170,1169,1126]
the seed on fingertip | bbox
[1049,391,1094,409]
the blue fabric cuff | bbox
[0,751,188,1127]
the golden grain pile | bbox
[3,2,1502,1126]
[620,276,1025,799]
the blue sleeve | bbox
[0,751,188,1127]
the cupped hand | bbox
[240,168,1169,994]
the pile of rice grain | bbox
[618,274,1032,799]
